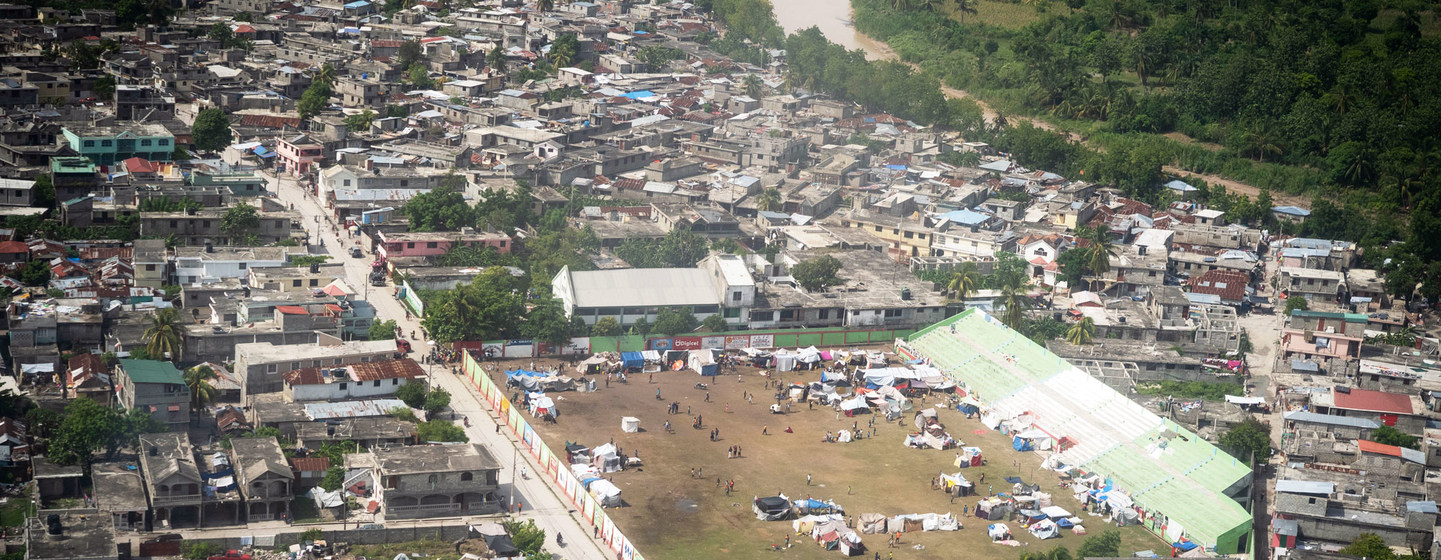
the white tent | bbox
[1040,506,1071,519]
[773,349,796,371]
[1028,519,1060,539]
[589,478,622,507]
[796,346,822,364]
[987,523,1011,540]
[621,417,640,433]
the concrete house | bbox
[230,438,294,522]
[281,358,424,402]
[138,432,203,529]
[234,339,398,398]
[370,444,503,519]
[117,359,190,432]
[1280,266,1345,302]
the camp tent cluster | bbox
[505,368,576,393]
[898,309,1254,555]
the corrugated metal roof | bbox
[304,398,407,420]
[1275,479,1333,496]
[1283,410,1379,429]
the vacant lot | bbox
[504,350,1163,560]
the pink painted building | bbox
[277,134,324,177]
[377,228,512,259]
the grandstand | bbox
[900,309,1254,554]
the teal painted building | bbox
[61,123,175,166]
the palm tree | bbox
[314,63,337,87]
[756,187,782,212]
[743,74,763,99]
[487,44,507,73]
[143,307,184,363]
[947,262,980,307]
[1241,127,1282,163]
[953,0,978,22]
[1083,225,1116,278]
[1066,317,1095,345]
[952,150,981,167]
[537,0,554,11]
[185,365,218,415]
[890,0,910,10]
[998,282,1031,330]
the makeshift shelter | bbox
[587,478,623,508]
[793,514,842,534]
[941,473,973,496]
[839,395,869,415]
[794,498,843,515]
[565,443,590,464]
[976,498,1014,520]
[576,355,609,374]
[795,346,822,369]
[1040,506,1071,519]
[688,349,719,376]
[754,495,792,521]
[773,349,796,372]
[621,417,640,433]
[859,513,887,534]
[1028,519,1060,539]
[528,395,556,418]
[620,352,644,370]
[837,532,866,556]
[954,447,983,468]
[987,523,1012,541]
[591,443,622,473]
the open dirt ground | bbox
[481,347,1164,560]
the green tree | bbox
[791,255,843,291]
[344,109,376,132]
[488,44,507,72]
[654,307,699,336]
[502,520,547,556]
[537,0,553,11]
[402,187,474,231]
[755,187,782,211]
[93,76,115,100]
[319,466,345,491]
[191,108,233,152]
[18,259,49,286]
[420,267,528,342]
[184,365,218,416]
[369,319,398,341]
[629,316,651,336]
[314,63,337,88]
[407,64,433,88]
[221,202,260,240]
[182,542,218,560]
[143,308,184,363]
[396,41,425,70]
[1372,425,1418,449]
[34,174,55,208]
[1065,317,1095,345]
[395,382,428,409]
[743,74,763,99]
[1284,296,1309,315]
[522,296,571,346]
[298,82,331,120]
[1340,534,1394,560]
[423,387,451,417]
[591,317,622,337]
[1218,416,1271,465]
[549,34,579,68]
[1081,225,1116,278]
[946,261,979,305]
[386,104,410,118]
[953,0,977,22]
[700,314,729,333]
[418,420,467,442]
[1075,530,1121,559]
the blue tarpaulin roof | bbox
[621,352,644,367]
[623,90,656,99]
[253,146,275,157]
[505,369,542,378]
[343,0,370,7]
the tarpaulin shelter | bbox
[1040,506,1071,518]
[794,514,842,534]
[620,352,644,370]
[591,443,622,473]
[976,498,1013,520]
[621,417,640,433]
[796,346,822,368]
[941,473,973,496]
[837,532,866,556]
[688,349,719,376]
[1019,509,1047,524]
[586,478,622,507]
[794,498,842,515]
[1012,435,1034,451]
[565,443,590,464]
[576,355,609,374]
[987,523,1012,540]
[954,447,983,467]
[480,533,518,557]
[754,495,792,520]
[1028,519,1060,539]
[859,513,887,534]
[528,395,556,417]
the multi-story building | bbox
[114,85,176,119]
[172,246,299,285]
[277,134,324,177]
[234,339,398,398]
[1280,266,1346,303]
[138,207,300,246]
[368,444,503,519]
[117,359,190,431]
[229,438,294,523]
[61,124,175,166]
[137,432,203,529]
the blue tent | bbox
[1172,541,1200,552]
[1012,436,1034,452]
[505,369,542,379]
[621,352,644,369]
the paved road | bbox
[264,173,612,560]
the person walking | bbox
[807,473,812,486]
[762,425,768,435]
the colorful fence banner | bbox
[463,350,645,560]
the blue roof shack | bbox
[342,0,373,14]
[1164,179,1198,192]
[1272,205,1311,222]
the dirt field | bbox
[494,348,1165,560]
